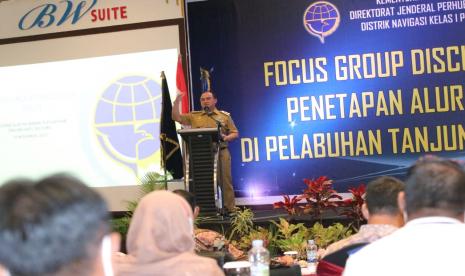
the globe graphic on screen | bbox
[94,76,162,176]
[303,1,340,43]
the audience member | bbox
[0,174,120,276]
[323,176,405,257]
[344,158,465,276]
[114,190,224,276]
[173,190,244,259]
[0,265,8,276]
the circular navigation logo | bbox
[94,76,162,177]
[303,1,340,43]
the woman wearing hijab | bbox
[114,190,224,276]
[0,265,8,276]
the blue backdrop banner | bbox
[187,0,465,197]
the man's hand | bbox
[171,93,183,123]
[174,93,183,102]
[221,132,239,142]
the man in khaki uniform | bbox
[172,91,239,212]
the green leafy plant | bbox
[139,171,173,194]
[228,207,254,241]
[275,231,308,259]
[271,218,306,240]
[225,213,355,260]
[271,218,309,258]
[308,222,353,249]
[234,226,278,255]
[111,216,131,237]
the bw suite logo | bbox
[18,0,128,30]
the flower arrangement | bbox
[227,213,352,259]
[272,195,303,216]
[111,174,360,260]
[274,176,347,223]
[301,176,342,222]
[273,177,368,228]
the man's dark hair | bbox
[365,176,404,215]
[0,174,110,276]
[173,189,197,212]
[405,159,465,216]
[201,90,217,99]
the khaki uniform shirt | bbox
[179,108,238,147]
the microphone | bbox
[204,106,223,127]
[203,106,224,141]
[203,106,212,115]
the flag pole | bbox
[160,71,168,190]
[162,133,168,190]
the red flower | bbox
[273,195,303,215]
[300,176,342,222]
[340,184,367,228]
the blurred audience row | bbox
[1,156,465,276]
[0,175,223,276]
[319,157,465,276]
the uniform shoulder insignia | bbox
[219,110,230,116]
[191,111,203,114]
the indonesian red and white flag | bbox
[176,54,189,114]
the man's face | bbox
[200,92,217,110]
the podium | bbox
[178,128,224,216]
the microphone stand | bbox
[210,116,223,142]
[204,107,224,142]
[160,133,168,190]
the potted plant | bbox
[301,176,342,223]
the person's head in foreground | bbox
[0,174,119,276]
[343,157,465,276]
[320,176,405,261]
[115,190,224,276]
[402,158,465,221]
[363,176,405,226]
